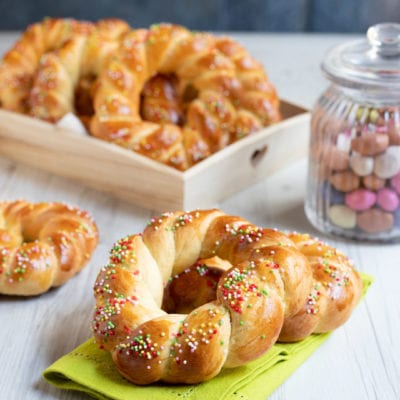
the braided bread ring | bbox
[90,23,280,170]
[0,200,98,296]
[0,18,95,113]
[92,210,362,385]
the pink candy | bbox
[377,188,399,212]
[345,189,377,211]
[391,172,400,194]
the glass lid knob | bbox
[367,23,400,56]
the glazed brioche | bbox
[0,18,94,112]
[0,200,98,295]
[279,232,363,341]
[215,37,281,142]
[0,19,280,170]
[29,35,88,122]
[92,209,362,385]
[90,23,281,170]
[28,18,130,123]
[140,74,184,126]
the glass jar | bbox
[305,23,400,242]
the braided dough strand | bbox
[0,18,95,112]
[279,232,363,341]
[28,19,130,123]
[1,20,280,170]
[0,200,98,295]
[90,23,281,170]
[92,210,362,384]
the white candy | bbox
[350,152,374,176]
[336,132,352,152]
[328,204,357,229]
[55,113,88,136]
[374,146,400,179]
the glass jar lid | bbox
[322,23,400,89]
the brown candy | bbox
[357,208,394,233]
[316,162,331,180]
[329,171,360,192]
[326,146,350,171]
[362,174,386,191]
[312,144,350,171]
[310,144,344,179]
[351,133,389,156]
[387,120,400,146]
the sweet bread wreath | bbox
[0,20,281,170]
[0,200,98,295]
[92,209,362,384]
[90,23,281,169]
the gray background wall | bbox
[0,0,399,32]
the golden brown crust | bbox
[89,23,281,170]
[0,18,95,112]
[0,19,280,170]
[0,200,98,295]
[140,74,184,125]
[162,256,230,314]
[92,209,363,385]
[279,232,363,341]
[28,19,130,123]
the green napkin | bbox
[43,273,373,400]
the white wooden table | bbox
[1,31,399,400]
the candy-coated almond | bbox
[327,146,350,171]
[391,172,400,194]
[357,208,394,233]
[363,174,386,191]
[336,132,352,152]
[387,120,400,146]
[350,153,374,176]
[376,188,399,212]
[374,146,400,179]
[345,189,377,211]
[328,205,357,229]
[312,144,349,171]
[329,171,360,192]
[351,133,389,156]
[328,186,345,204]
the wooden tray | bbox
[0,100,310,211]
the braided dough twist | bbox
[0,200,98,296]
[0,18,95,112]
[92,209,362,385]
[28,18,130,123]
[90,23,280,170]
[0,20,280,170]
[140,74,184,126]
[0,18,129,121]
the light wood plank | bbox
[0,101,309,211]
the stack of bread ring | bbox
[0,18,281,170]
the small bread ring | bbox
[0,200,98,296]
